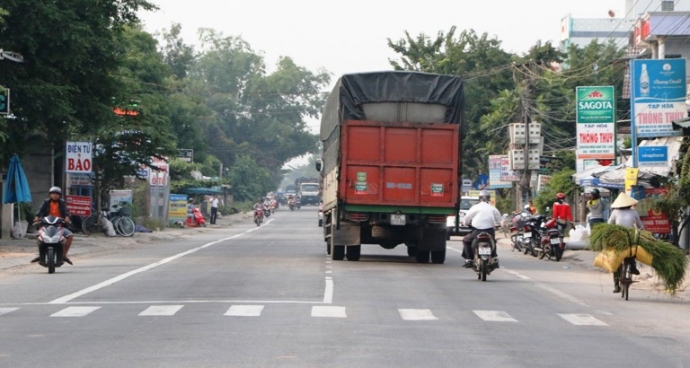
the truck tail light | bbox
[348,213,369,222]
[427,215,447,224]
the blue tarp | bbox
[3,154,32,204]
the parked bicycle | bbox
[81,203,135,237]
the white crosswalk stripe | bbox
[139,305,184,316]
[473,310,518,322]
[311,306,346,318]
[224,305,264,317]
[558,314,608,326]
[0,308,19,316]
[50,306,101,317]
[398,309,438,321]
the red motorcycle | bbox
[186,207,207,228]
[538,218,564,262]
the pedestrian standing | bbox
[187,198,195,225]
[587,188,605,228]
[210,195,219,225]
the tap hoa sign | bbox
[575,86,616,161]
[65,142,93,174]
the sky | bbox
[140,0,626,79]
[138,0,628,166]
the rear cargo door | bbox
[340,120,459,208]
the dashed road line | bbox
[311,306,346,318]
[138,305,184,316]
[224,305,264,317]
[398,309,438,321]
[50,306,101,317]
[558,314,608,326]
[474,310,518,322]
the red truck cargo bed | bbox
[339,120,459,207]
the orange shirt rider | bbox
[35,189,71,225]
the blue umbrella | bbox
[3,154,32,204]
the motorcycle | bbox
[523,215,547,257]
[295,197,301,210]
[510,212,530,252]
[263,203,272,217]
[35,216,67,274]
[254,208,264,226]
[186,207,207,228]
[538,218,565,262]
[288,199,296,211]
[471,229,498,281]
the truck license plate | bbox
[391,214,406,226]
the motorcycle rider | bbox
[552,192,573,235]
[253,198,265,220]
[586,188,605,228]
[462,190,502,268]
[31,187,74,266]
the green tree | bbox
[532,169,577,215]
[0,0,156,162]
[228,155,272,202]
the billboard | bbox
[65,142,93,174]
[488,155,512,189]
[631,59,686,139]
[576,86,616,160]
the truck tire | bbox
[332,245,345,261]
[346,245,361,261]
[431,249,446,264]
[326,242,331,255]
[415,251,430,264]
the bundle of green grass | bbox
[590,223,687,294]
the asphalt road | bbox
[1,207,689,367]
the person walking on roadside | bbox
[32,187,74,265]
[210,195,219,225]
[587,188,605,229]
[608,192,644,293]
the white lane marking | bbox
[50,306,101,317]
[502,267,588,307]
[138,305,184,316]
[323,277,334,304]
[312,306,346,318]
[224,305,264,317]
[474,310,518,322]
[325,270,332,274]
[50,226,267,305]
[0,308,18,316]
[398,309,438,321]
[558,314,608,326]
[505,269,531,280]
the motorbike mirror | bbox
[315,158,323,172]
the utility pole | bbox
[520,62,532,207]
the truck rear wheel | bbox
[332,245,345,260]
[346,245,361,261]
[407,246,417,257]
[415,251,430,264]
[431,249,446,264]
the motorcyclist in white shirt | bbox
[462,190,502,268]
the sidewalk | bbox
[0,211,254,271]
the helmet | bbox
[591,188,600,198]
[524,204,531,209]
[556,192,566,200]
[479,190,490,201]
[49,186,62,194]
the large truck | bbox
[296,177,321,205]
[317,71,464,264]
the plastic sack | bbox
[100,217,117,237]
[569,225,590,242]
[11,221,26,238]
[594,249,628,273]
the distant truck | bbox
[317,71,465,264]
[299,181,320,206]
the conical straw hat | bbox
[611,192,638,209]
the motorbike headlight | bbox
[44,234,62,244]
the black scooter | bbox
[35,216,67,274]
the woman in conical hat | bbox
[610,192,638,209]
[607,192,644,293]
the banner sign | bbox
[635,188,671,234]
[500,155,519,182]
[576,86,616,160]
[65,141,93,174]
[624,168,639,194]
[177,149,193,163]
[488,155,512,189]
[65,195,92,216]
[168,194,188,225]
[149,156,169,186]
[638,146,668,167]
[67,173,93,187]
[537,175,552,192]
[631,59,686,138]
[109,190,133,213]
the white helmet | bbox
[479,190,490,202]
[49,186,62,194]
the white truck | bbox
[299,182,320,206]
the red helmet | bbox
[556,193,566,199]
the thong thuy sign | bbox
[631,59,686,138]
[65,141,93,174]
[576,86,616,160]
